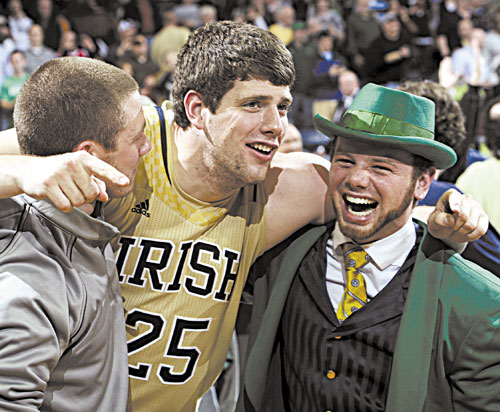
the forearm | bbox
[0,127,21,154]
[0,155,31,198]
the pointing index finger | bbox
[80,152,130,187]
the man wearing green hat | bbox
[238,83,500,412]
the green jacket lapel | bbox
[386,227,446,412]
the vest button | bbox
[326,370,336,379]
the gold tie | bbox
[337,243,369,321]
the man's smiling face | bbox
[200,78,292,188]
[330,137,432,244]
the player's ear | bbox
[74,140,105,157]
[184,90,205,130]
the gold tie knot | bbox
[342,243,369,269]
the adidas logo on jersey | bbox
[131,199,151,218]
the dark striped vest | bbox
[279,223,423,412]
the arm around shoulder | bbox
[264,151,333,250]
[0,152,129,212]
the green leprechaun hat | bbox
[313,83,457,169]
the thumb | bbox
[429,210,455,230]
[435,188,461,214]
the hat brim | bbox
[313,114,457,170]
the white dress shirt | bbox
[326,219,417,311]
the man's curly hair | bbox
[399,80,466,149]
[399,80,467,181]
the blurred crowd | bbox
[0,0,498,228]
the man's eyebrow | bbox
[371,156,397,163]
[238,95,270,102]
[237,95,292,103]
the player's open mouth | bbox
[247,143,274,155]
[344,195,377,216]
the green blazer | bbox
[238,222,500,412]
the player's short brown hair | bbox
[14,57,138,156]
[173,21,295,129]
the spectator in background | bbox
[24,24,56,73]
[245,3,269,30]
[310,30,348,120]
[247,0,273,28]
[407,0,438,79]
[0,49,28,129]
[307,0,345,48]
[364,11,412,87]
[387,0,418,36]
[436,0,465,59]
[0,15,16,88]
[482,7,500,89]
[151,10,190,69]
[269,4,295,46]
[456,17,474,47]
[122,0,162,37]
[122,33,159,88]
[332,69,359,124]
[463,0,493,32]
[199,4,217,26]
[142,50,177,105]
[289,20,317,130]
[7,0,32,51]
[265,0,287,21]
[28,0,69,52]
[107,19,137,65]
[57,30,91,57]
[457,98,500,232]
[307,15,324,39]
[451,26,490,88]
[437,20,474,89]
[173,0,201,30]
[345,0,380,81]
[450,26,491,143]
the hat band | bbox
[340,110,434,140]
